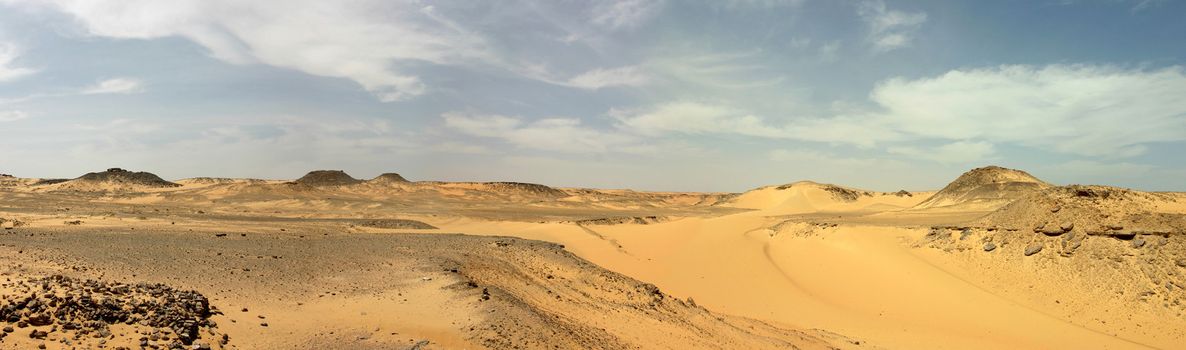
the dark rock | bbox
[29,329,48,339]
[983,242,997,252]
[26,313,52,326]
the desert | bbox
[3,1,1186,349]
[0,166,1183,349]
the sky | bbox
[0,0,1184,192]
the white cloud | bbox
[443,112,636,153]
[866,64,1186,157]
[0,42,37,82]
[612,101,898,147]
[566,65,650,90]
[614,64,1186,159]
[857,0,927,52]
[10,0,490,102]
[0,110,28,122]
[887,140,996,163]
[82,78,144,94]
[590,0,664,29]
[613,101,786,138]
[817,41,841,62]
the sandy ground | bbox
[1,168,1183,349]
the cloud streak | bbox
[857,0,927,52]
[82,78,144,94]
[0,42,36,82]
[610,64,1186,159]
[10,0,491,102]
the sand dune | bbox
[722,181,925,215]
[1,165,1183,349]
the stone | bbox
[1059,222,1074,232]
[1024,242,1043,256]
[983,242,997,252]
[1038,225,1066,236]
[29,329,48,339]
[1132,239,1146,249]
[26,313,53,326]
[960,228,973,240]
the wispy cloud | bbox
[566,65,650,90]
[82,78,144,95]
[887,140,997,163]
[0,110,28,122]
[443,112,637,154]
[9,0,491,102]
[590,0,665,29]
[613,64,1186,159]
[857,0,927,52]
[0,42,37,82]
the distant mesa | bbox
[369,173,410,183]
[913,165,1049,210]
[480,182,568,197]
[294,170,362,186]
[72,168,181,188]
[176,177,267,185]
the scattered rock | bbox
[28,329,48,339]
[983,242,997,252]
[1132,239,1146,249]
[408,340,431,350]
[0,275,221,346]
[1024,243,1043,256]
[1059,222,1074,232]
[354,219,437,230]
[959,228,973,240]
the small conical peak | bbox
[294,170,361,186]
[74,168,180,188]
[371,173,409,183]
[948,166,1046,188]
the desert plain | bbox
[0,166,1184,350]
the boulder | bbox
[1024,242,1043,256]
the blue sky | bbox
[0,0,1184,192]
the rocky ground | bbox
[0,221,846,350]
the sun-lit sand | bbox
[1,166,1183,349]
